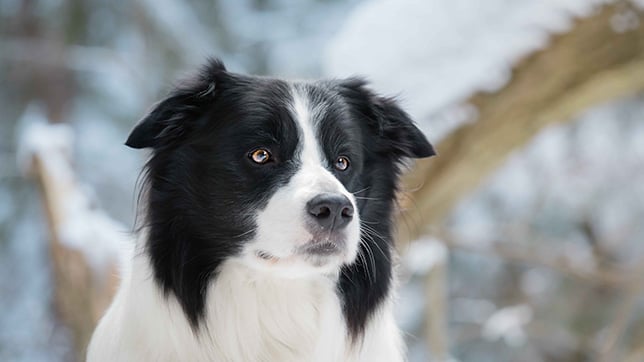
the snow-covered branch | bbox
[17,106,130,359]
[395,2,644,245]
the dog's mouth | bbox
[254,238,345,265]
[298,241,342,256]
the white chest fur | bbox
[88,256,403,362]
[201,260,348,361]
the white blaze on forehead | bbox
[290,86,326,166]
[289,86,348,194]
[288,84,356,198]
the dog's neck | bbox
[123,251,350,361]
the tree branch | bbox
[396,3,644,247]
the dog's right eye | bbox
[249,148,272,164]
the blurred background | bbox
[1,0,644,361]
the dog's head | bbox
[128,59,434,326]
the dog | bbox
[87,58,435,361]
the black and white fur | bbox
[87,59,435,361]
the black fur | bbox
[128,58,435,338]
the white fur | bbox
[88,247,403,361]
[87,88,404,361]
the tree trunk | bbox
[26,141,120,361]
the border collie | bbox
[88,58,435,361]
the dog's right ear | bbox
[125,58,227,149]
[338,77,436,159]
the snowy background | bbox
[1,0,643,361]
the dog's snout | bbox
[306,193,354,231]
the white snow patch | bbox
[610,8,640,33]
[16,107,76,182]
[405,238,448,274]
[56,190,130,271]
[482,304,533,347]
[16,105,129,272]
[325,0,613,140]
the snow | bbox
[325,0,613,140]
[482,304,533,347]
[16,105,129,272]
[610,7,640,33]
[57,191,130,271]
[16,105,76,181]
[404,238,448,274]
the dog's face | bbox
[244,86,364,276]
[127,59,434,325]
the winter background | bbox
[1,0,644,361]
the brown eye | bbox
[335,156,350,171]
[250,148,271,164]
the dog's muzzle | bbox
[300,193,354,256]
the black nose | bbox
[306,193,354,231]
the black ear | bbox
[339,78,436,159]
[125,58,227,149]
[373,96,436,158]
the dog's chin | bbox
[243,238,359,279]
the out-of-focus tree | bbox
[5,0,644,361]
[385,2,644,361]
[2,0,359,360]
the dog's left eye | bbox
[334,156,350,171]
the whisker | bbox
[353,196,380,201]
[340,266,358,288]
[231,229,254,239]
[351,187,371,195]
[360,224,391,263]
[359,219,380,225]
[358,238,376,284]
[357,241,374,285]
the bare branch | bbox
[438,233,643,288]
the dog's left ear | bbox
[339,78,436,159]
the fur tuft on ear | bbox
[339,78,436,159]
[125,58,227,149]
